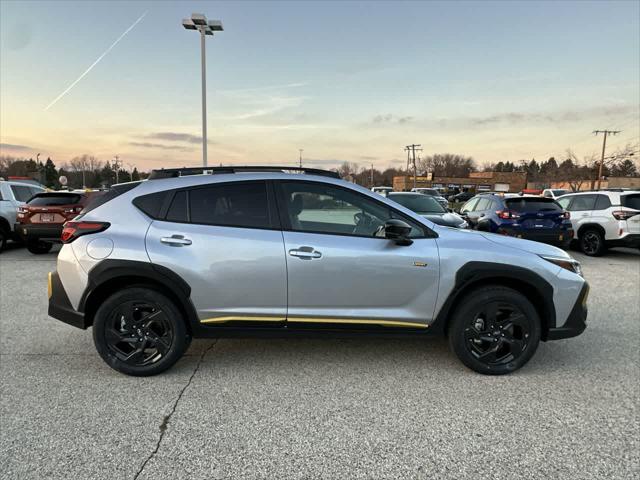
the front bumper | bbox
[606,234,640,249]
[546,282,588,340]
[16,223,63,242]
[48,271,87,329]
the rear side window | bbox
[505,198,562,212]
[568,195,596,211]
[594,195,611,210]
[621,194,640,210]
[10,185,33,202]
[28,194,82,206]
[189,182,270,229]
[83,182,141,215]
[461,198,479,213]
[474,198,492,211]
[132,190,169,219]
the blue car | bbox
[459,194,573,247]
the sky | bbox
[1,0,639,172]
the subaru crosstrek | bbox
[48,166,588,376]
[460,194,573,247]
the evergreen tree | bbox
[43,157,58,188]
[131,167,140,181]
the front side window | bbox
[189,182,270,229]
[474,197,492,211]
[280,182,425,238]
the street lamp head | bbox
[191,13,208,25]
[208,20,224,31]
[182,18,197,30]
[204,29,214,36]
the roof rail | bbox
[148,165,340,180]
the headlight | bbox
[459,220,469,229]
[540,255,582,276]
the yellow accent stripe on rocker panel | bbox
[200,316,286,324]
[287,317,428,329]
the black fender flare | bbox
[431,261,556,339]
[80,260,199,331]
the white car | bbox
[0,180,45,252]
[542,189,569,199]
[371,186,393,196]
[557,190,640,256]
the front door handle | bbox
[160,235,192,246]
[289,246,322,259]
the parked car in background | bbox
[451,191,475,203]
[371,186,393,196]
[15,191,102,254]
[0,180,45,253]
[388,192,468,228]
[542,188,569,199]
[459,194,573,247]
[47,166,587,377]
[556,190,640,256]
[410,188,449,209]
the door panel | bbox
[146,221,287,321]
[283,231,439,326]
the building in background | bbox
[393,171,527,193]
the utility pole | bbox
[299,149,304,168]
[404,144,422,189]
[370,164,374,187]
[112,155,121,184]
[593,130,620,189]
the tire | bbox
[26,240,53,254]
[93,287,191,376]
[0,228,7,253]
[579,229,606,256]
[448,286,541,375]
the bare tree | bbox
[417,153,476,177]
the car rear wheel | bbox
[93,288,191,376]
[26,240,53,254]
[448,286,541,375]
[580,229,606,256]
[0,228,7,253]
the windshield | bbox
[389,194,446,213]
[505,198,562,212]
[28,194,82,206]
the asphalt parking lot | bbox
[1,244,638,479]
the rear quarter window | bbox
[594,195,612,210]
[132,190,170,219]
[621,194,640,210]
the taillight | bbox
[612,210,639,221]
[61,221,110,243]
[563,211,570,219]
[17,207,28,214]
[496,210,520,219]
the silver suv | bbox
[48,166,588,376]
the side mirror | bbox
[384,219,413,246]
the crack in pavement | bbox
[132,341,217,480]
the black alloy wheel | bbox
[580,229,605,256]
[449,286,541,375]
[93,288,190,376]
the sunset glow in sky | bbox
[1,0,639,171]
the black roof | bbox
[148,165,340,180]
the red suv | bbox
[15,191,101,254]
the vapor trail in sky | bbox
[45,11,148,110]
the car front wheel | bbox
[93,287,191,376]
[448,286,541,375]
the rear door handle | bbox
[289,246,322,259]
[160,235,192,246]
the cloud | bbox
[372,114,414,124]
[146,132,202,144]
[0,143,33,151]
[128,142,191,151]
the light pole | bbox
[182,13,224,167]
[299,149,303,168]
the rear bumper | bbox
[546,282,588,340]
[15,223,62,242]
[606,234,640,249]
[498,227,573,246]
[48,271,87,329]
